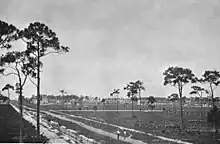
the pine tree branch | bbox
[0,35,9,47]
[29,77,37,87]
[42,51,62,57]
[21,74,28,87]
[2,72,18,76]
[20,37,28,43]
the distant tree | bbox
[93,105,98,117]
[190,86,207,108]
[148,96,156,104]
[190,85,208,129]
[78,95,84,105]
[84,95,89,101]
[59,90,67,102]
[20,22,69,136]
[124,82,138,117]
[110,89,120,113]
[2,84,14,100]
[0,20,18,49]
[200,70,220,132]
[163,66,196,130]
[148,96,156,110]
[200,70,220,108]
[124,101,129,110]
[134,80,145,111]
[77,105,82,114]
[0,51,36,142]
[168,93,179,112]
[93,96,99,102]
[101,98,106,110]
[59,89,67,96]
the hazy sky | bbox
[1,0,220,99]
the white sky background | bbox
[0,0,220,99]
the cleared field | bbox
[59,110,220,144]
[24,106,158,144]
[24,102,220,144]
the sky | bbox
[0,0,220,99]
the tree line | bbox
[108,67,220,132]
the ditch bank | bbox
[10,104,68,143]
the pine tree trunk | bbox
[8,89,9,100]
[37,49,40,137]
[19,86,23,143]
[210,83,216,131]
[139,90,141,111]
[117,95,118,113]
[210,83,215,108]
[179,88,184,130]
[200,95,203,129]
[132,98,134,117]
[103,103,104,111]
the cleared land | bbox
[56,110,219,144]
[24,102,220,144]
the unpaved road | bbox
[42,110,148,144]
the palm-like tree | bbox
[84,96,89,101]
[93,105,98,117]
[101,98,106,110]
[124,82,138,117]
[93,96,99,102]
[134,80,145,111]
[190,86,207,123]
[148,96,156,110]
[2,84,14,101]
[168,93,179,113]
[59,89,67,96]
[59,89,67,109]
[110,89,120,113]
[189,86,207,108]
[124,102,128,110]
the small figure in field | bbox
[116,129,120,140]
[123,129,127,140]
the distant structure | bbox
[31,95,48,104]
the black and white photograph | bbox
[0,0,220,143]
